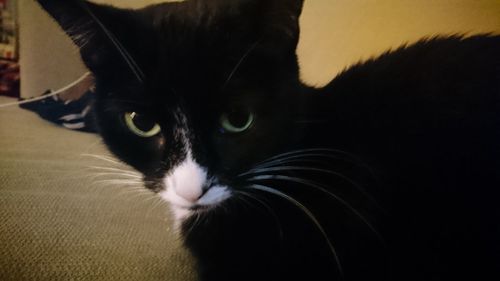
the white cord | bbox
[0,72,93,109]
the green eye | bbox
[124,112,161,137]
[220,110,254,133]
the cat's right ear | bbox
[37,0,148,79]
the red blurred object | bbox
[0,59,19,97]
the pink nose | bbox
[174,184,203,203]
[168,157,207,203]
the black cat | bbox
[38,0,500,280]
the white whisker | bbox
[76,1,145,83]
[254,155,331,169]
[93,179,143,186]
[256,148,360,166]
[242,166,381,210]
[81,153,124,166]
[145,195,168,219]
[221,40,262,90]
[246,184,344,280]
[236,190,284,241]
[254,153,369,171]
[85,166,141,176]
[183,212,202,239]
[246,174,383,242]
[86,174,142,183]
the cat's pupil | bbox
[130,113,156,132]
[220,107,254,134]
[227,110,250,128]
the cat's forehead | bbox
[150,0,249,26]
[149,3,261,66]
[121,4,243,86]
[137,8,274,102]
[147,1,256,41]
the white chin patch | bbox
[159,155,231,224]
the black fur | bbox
[39,0,500,280]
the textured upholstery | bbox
[0,97,195,281]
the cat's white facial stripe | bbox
[159,153,231,222]
[160,110,231,222]
[165,155,206,203]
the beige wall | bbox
[298,0,500,86]
[20,0,500,97]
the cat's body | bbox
[39,0,500,280]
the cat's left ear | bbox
[256,0,304,55]
[234,0,304,57]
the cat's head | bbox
[39,0,306,222]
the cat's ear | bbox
[263,0,304,38]
[37,0,149,79]
[251,0,304,56]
